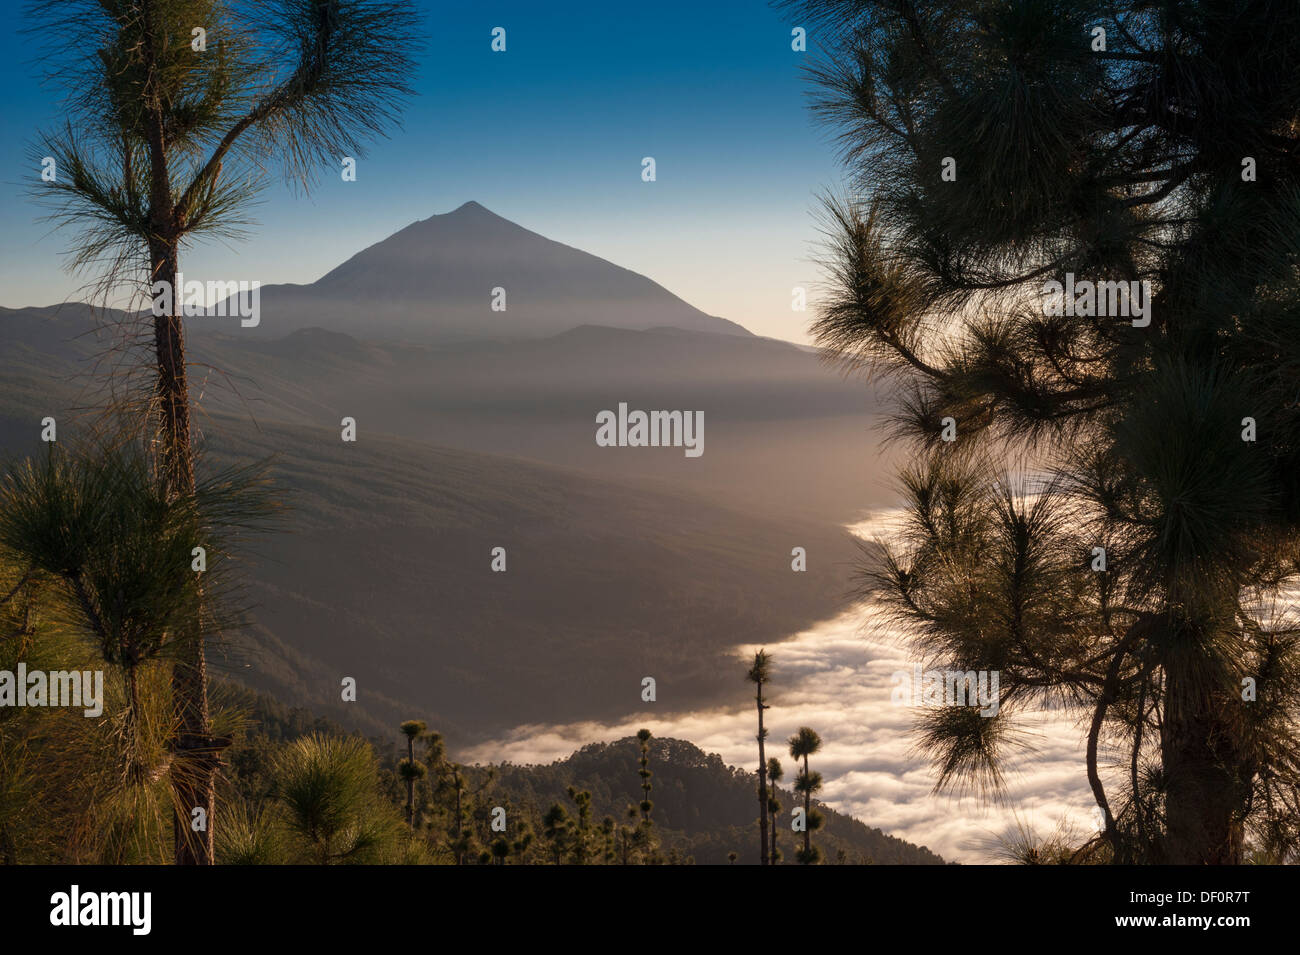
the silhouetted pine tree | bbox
[490,835,510,865]
[567,786,593,864]
[746,650,773,865]
[600,815,617,864]
[398,720,426,829]
[542,802,571,865]
[635,729,654,825]
[511,821,534,863]
[448,767,468,863]
[767,756,784,865]
[633,728,661,864]
[789,727,824,865]
[787,0,1300,865]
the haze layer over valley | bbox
[0,203,896,741]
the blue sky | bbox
[0,1,844,343]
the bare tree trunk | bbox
[755,680,769,866]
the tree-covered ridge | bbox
[218,686,945,865]
[487,736,946,865]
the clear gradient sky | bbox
[0,0,845,344]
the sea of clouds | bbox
[463,513,1123,863]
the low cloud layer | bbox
[462,514,1119,863]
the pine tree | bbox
[567,786,593,864]
[398,720,426,829]
[746,650,773,865]
[511,821,534,864]
[271,734,404,864]
[489,836,510,866]
[600,816,617,864]
[29,0,420,864]
[542,802,571,865]
[789,726,824,865]
[635,728,654,825]
[632,728,661,863]
[787,0,1300,865]
[767,756,784,865]
[449,767,468,863]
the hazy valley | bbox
[0,204,896,745]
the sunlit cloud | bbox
[462,512,1116,863]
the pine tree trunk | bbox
[756,680,768,866]
[1161,647,1245,864]
[802,755,812,860]
[139,1,221,861]
[454,783,464,863]
[405,736,415,827]
[149,239,221,866]
[769,805,777,864]
[123,663,143,785]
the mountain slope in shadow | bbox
[0,323,862,743]
[206,416,865,743]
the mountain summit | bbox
[211,202,750,342]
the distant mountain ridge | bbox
[0,300,897,525]
[208,201,751,342]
